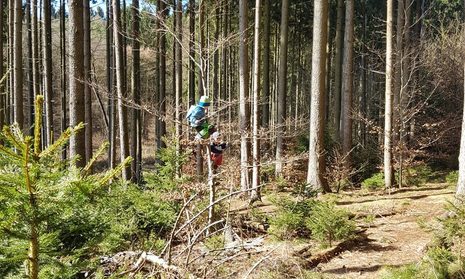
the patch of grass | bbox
[446,170,458,186]
[398,164,433,187]
[381,264,421,279]
[362,214,375,227]
[204,234,225,251]
[361,173,385,191]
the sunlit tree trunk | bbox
[307,0,330,193]
[251,0,261,202]
[60,0,66,159]
[188,0,195,106]
[83,0,92,164]
[275,0,289,177]
[113,0,130,180]
[43,0,52,145]
[69,0,85,166]
[341,0,354,162]
[262,0,270,144]
[385,0,394,190]
[13,0,23,129]
[175,0,182,177]
[334,0,344,141]
[131,0,141,183]
[239,0,250,191]
[157,0,167,150]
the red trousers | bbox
[211,153,223,167]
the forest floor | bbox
[314,184,453,278]
[220,182,455,278]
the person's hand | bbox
[194,119,201,125]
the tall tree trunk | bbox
[251,0,261,202]
[69,0,85,167]
[43,0,52,145]
[175,0,182,177]
[213,2,219,119]
[307,0,330,193]
[188,0,195,106]
[113,0,130,180]
[262,0,270,139]
[385,0,394,190]
[196,0,205,176]
[456,0,465,195]
[154,0,160,152]
[60,0,66,160]
[8,0,13,125]
[239,0,250,191]
[394,0,405,149]
[275,0,289,177]
[360,0,368,147]
[221,0,228,117]
[157,0,167,150]
[341,0,354,162]
[106,0,115,168]
[131,0,141,183]
[334,0,344,141]
[26,0,33,133]
[13,0,23,129]
[198,0,205,96]
[83,0,92,164]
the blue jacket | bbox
[186,105,206,127]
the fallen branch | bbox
[174,184,266,237]
[125,252,198,279]
[301,232,368,269]
[243,245,280,279]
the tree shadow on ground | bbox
[321,263,405,275]
[337,190,454,206]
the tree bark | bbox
[157,0,167,151]
[262,0,270,130]
[113,0,130,180]
[334,0,344,141]
[275,0,289,177]
[341,0,354,162]
[43,0,53,145]
[69,0,85,167]
[175,0,182,177]
[188,0,195,106]
[106,0,116,168]
[307,0,330,193]
[239,0,250,191]
[131,0,141,183]
[83,0,92,164]
[7,0,13,125]
[251,0,261,202]
[393,0,405,148]
[384,0,394,190]
[26,0,33,133]
[13,0,23,129]
[60,0,67,160]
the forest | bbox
[2,0,465,278]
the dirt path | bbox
[316,184,454,278]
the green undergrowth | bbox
[267,195,356,247]
[0,98,182,278]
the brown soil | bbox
[313,184,454,278]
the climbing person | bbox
[186,95,216,139]
[210,131,228,170]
